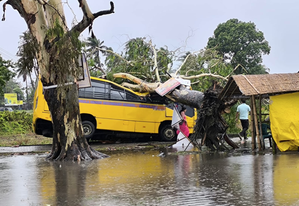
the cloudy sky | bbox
[0,0,298,74]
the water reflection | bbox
[0,155,42,205]
[1,152,299,205]
[273,154,299,206]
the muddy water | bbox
[0,151,299,206]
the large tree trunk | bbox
[4,0,114,160]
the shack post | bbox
[250,96,256,150]
[258,95,264,150]
[251,95,261,151]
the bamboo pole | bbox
[252,95,261,151]
[272,138,277,154]
[250,96,256,150]
[259,95,264,150]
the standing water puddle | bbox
[0,150,299,205]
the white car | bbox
[0,107,13,112]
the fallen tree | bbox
[112,72,238,151]
[98,39,242,151]
[77,36,239,151]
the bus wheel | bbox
[160,125,176,141]
[82,121,95,139]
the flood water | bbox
[0,150,299,206]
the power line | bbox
[0,46,17,61]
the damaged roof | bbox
[219,73,299,99]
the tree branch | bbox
[1,1,7,21]
[147,40,161,83]
[121,82,147,92]
[175,50,200,76]
[92,65,106,75]
[38,0,67,28]
[113,73,159,92]
[98,48,134,66]
[180,73,228,81]
[93,1,114,18]
[225,63,246,78]
[71,1,114,34]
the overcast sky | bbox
[0,0,298,75]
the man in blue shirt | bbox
[236,99,251,140]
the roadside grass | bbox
[0,111,53,147]
[0,132,52,147]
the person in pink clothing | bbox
[176,106,190,138]
[173,105,193,151]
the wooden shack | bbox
[219,73,299,151]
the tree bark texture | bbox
[4,0,113,160]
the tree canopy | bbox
[0,55,15,96]
[16,31,39,89]
[207,18,271,74]
[177,48,234,92]
[83,37,108,77]
[104,37,173,83]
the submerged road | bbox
[0,143,296,206]
[0,141,172,154]
[0,136,273,155]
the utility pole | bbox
[26,79,28,110]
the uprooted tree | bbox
[1,0,116,160]
[112,72,236,151]
[95,21,270,150]
[95,37,241,150]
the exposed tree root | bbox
[46,136,109,161]
[193,83,232,151]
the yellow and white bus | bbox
[32,77,197,141]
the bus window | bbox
[110,84,126,100]
[79,80,109,99]
[109,82,145,102]
[126,91,145,102]
[92,80,109,99]
[146,93,169,104]
[185,106,195,117]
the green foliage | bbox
[16,31,39,84]
[46,19,82,85]
[156,48,173,81]
[46,19,65,40]
[179,48,233,92]
[223,104,239,134]
[0,111,33,135]
[104,37,173,83]
[15,31,40,109]
[44,19,83,101]
[207,18,271,74]
[84,37,106,64]
[0,55,15,96]
[83,37,109,77]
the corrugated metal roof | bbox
[219,73,299,99]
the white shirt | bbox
[237,103,251,120]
